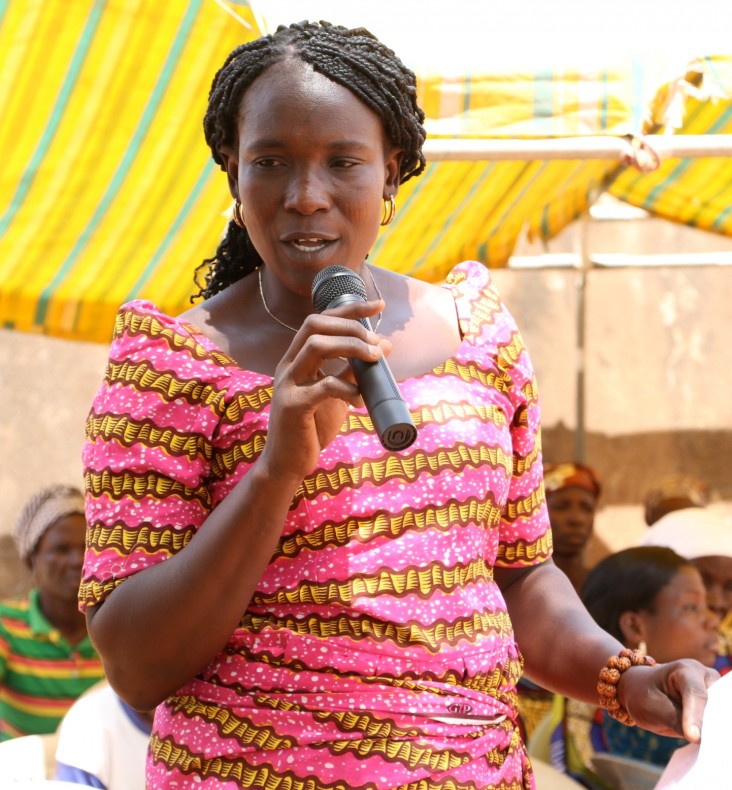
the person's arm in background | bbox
[497,561,718,743]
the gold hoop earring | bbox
[232,200,246,229]
[380,195,396,226]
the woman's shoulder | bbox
[443,260,504,308]
[109,299,238,372]
[444,260,494,290]
[113,298,203,342]
[441,261,513,339]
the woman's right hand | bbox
[259,297,389,482]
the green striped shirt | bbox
[0,589,104,740]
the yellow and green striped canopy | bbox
[1,1,730,343]
[608,56,732,233]
[0,0,260,342]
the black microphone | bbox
[311,265,417,452]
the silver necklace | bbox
[257,266,383,333]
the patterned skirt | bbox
[146,691,535,789]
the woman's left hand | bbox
[620,659,719,742]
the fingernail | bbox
[689,724,700,741]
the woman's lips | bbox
[290,237,329,252]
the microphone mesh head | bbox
[312,266,367,313]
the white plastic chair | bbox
[0,732,58,781]
[532,757,588,788]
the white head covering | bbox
[639,506,732,560]
[13,484,86,562]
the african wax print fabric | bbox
[80,261,552,789]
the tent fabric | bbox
[608,56,732,236]
[0,0,260,343]
[0,1,730,344]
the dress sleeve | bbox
[490,278,552,568]
[448,261,552,569]
[79,301,229,611]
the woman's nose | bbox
[704,606,721,630]
[567,507,591,527]
[284,169,331,213]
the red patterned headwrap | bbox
[543,462,601,499]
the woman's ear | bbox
[383,148,404,198]
[618,610,647,649]
[218,144,240,201]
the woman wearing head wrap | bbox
[543,462,602,592]
[0,485,104,740]
[516,462,602,740]
[643,473,714,527]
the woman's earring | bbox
[232,200,246,229]
[380,195,396,226]
[638,641,648,656]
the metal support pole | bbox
[423,135,732,162]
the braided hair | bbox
[193,20,427,301]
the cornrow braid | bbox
[192,20,427,301]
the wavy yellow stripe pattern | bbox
[241,610,514,653]
[86,413,207,460]
[298,442,513,500]
[115,310,237,367]
[149,727,526,790]
[84,520,195,555]
[275,496,497,559]
[252,557,489,607]
[84,468,210,506]
[170,695,297,750]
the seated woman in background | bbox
[550,546,720,787]
[0,485,104,740]
[641,506,732,674]
[517,462,602,741]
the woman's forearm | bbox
[497,560,624,704]
[86,462,302,710]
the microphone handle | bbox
[350,317,417,452]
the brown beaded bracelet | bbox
[597,647,656,726]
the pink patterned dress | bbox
[80,261,552,789]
